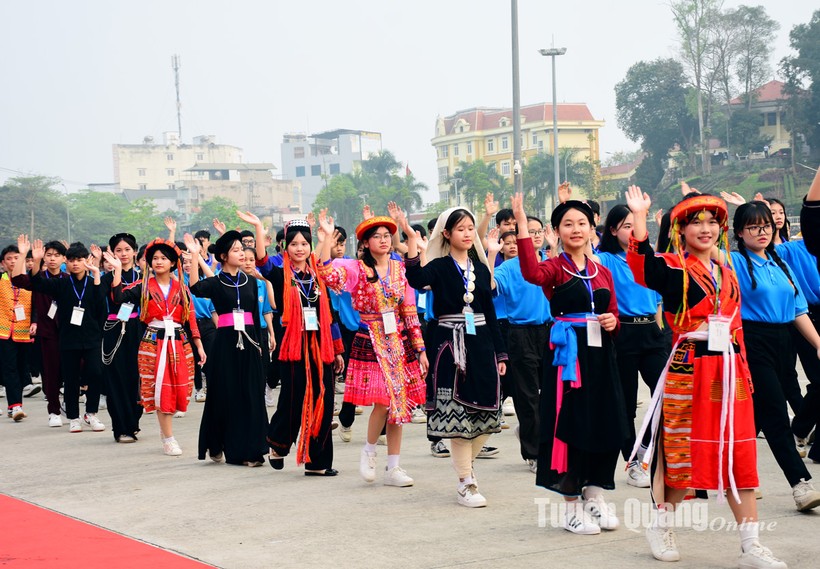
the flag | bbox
[406,164,411,177]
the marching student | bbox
[625,187,787,568]
[0,244,35,421]
[180,248,216,404]
[402,206,507,508]
[13,237,107,433]
[729,201,820,511]
[241,246,276,391]
[185,230,269,466]
[106,240,205,455]
[100,233,144,443]
[511,193,627,535]
[596,204,671,488]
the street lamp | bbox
[539,46,567,206]
[451,177,463,206]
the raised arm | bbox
[511,193,559,287]
[236,210,268,264]
[478,192,499,250]
[164,216,177,242]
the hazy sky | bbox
[1,0,814,204]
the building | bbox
[280,129,382,209]
[432,102,605,202]
[182,163,300,212]
[729,80,791,153]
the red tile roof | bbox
[729,80,788,105]
[600,154,645,177]
[442,102,599,135]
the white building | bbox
[280,129,382,209]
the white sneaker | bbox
[526,459,537,473]
[48,413,63,428]
[500,418,510,429]
[377,434,387,446]
[83,413,105,432]
[163,439,183,456]
[411,406,426,424]
[22,384,41,398]
[31,374,42,384]
[563,504,600,535]
[69,418,83,433]
[584,492,619,530]
[627,461,651,488]
[457,483,487,508]
[173,411,186,418]
[793,478,820,511]
[338,425,352,443]
[502,398,516,416]
[98,395,107,410]
[646,526,680,561]
[738,542,787,569]
[335,381,345,394]
[359,449,376,483]
[384,466,414,487]
[263,386,274,407]
[0,386,5,397]
[11,406,26,422]
[333,402,341,416]
[795,435,808,458]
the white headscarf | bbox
[425,207,489,270]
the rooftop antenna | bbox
[172,55,182,141]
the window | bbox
[166,153,174,161]
[329,163,340,175]
[310,164,322,176]
[441,145,449,158]
[166,168,175,176]
[138,168,146,177]
[532,133,538,145]
[487,139,495,153]
[196,153,204,161]
[294,147,305,159]
[466,141,472,155]
[295,166,306,177]
[168,183,175,190]
[501,136,509,151]
[760,113,766,126]
[438,166,449,183]
[501,161,511,176]
[767,112,777,126]
[138,183,147,190]
[452,144,459,156]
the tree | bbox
[728,109,773,154]
[733,5,779,110]
[67,191,165,246]
[188,197,243,235]
[780,10,820,160]
[0,176,68,245]
[706,7,741,146]
[312,175,361,236]
[361,150,402,187]
[452,160,511,210]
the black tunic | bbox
[190,271,268,465]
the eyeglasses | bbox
[528,230,544,236]
[370,233,392,241]
[745,224,772,236]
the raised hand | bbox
[305,211,316,230]
[362,204,373,220]
[212,218,226,235]
[392,204,412,236]
[84,259,100,275]
[415,231,428,252]
[484,192,499,216]
[625,185,651,215]
[558,182,571,204]
[387,201,402,221]
[653,209,664,226]
[183,233,201,256]
[752,192,771,208]
[317,208,335,237]
[681,181,700,196]
[102,250,122,270]
[164,216,177,232]
[31,239,45,262]
[16,234,31,258]
[544,225,558,252]
[720,191,746,206]
[487,227,502,255]
[511,192,525,219]
[237,210,262,227]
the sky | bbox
[0,0,815,205]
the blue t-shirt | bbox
[597,251,662,317]
[255,277,273,329]
[730,251,808,323]
[776,240,820,307]
[493,257,551,325]
[183,273,216,320]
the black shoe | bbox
[268,451,284,470]
[305,468,339,477]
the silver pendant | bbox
[463,292,474,304]
[467,281,475,292]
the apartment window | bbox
[196,153,204,161]
[501,136,509,151]
[466,141,472,155]
[294,147,305,159]
[138,168,146,176]
[311,164,322,176]
[168,183,175,190]
[329,163,340,175]
[166,153,174,161]
[295,166,306,177]
[138,183,147,190]
[767,112,777,126]
[501,161,511,176]
[442,145,449,158]
[452,144,459,156]
[487,139,495,153]
[438,166,449,183]
[532,133,538,145]
[167,168,175,176]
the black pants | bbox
[267,313,284,389]
[28,336,42,378]
[337,326,358,429]
[614,319,671,460]
[0,339,31,407]
[61,346,102,420]
[193,317,216,391]
[791,306,820,460]
[744,321,811,487]
[507,324,549,460]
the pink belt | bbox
[217,312,254,328]
[107,313,139,321]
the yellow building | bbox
[729,80,791,154]
[432,102,604,202]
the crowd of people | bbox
[2,165,820,569]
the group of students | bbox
[3,165,820,568]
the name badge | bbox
[233,309,246,332]
[163,316,175,337]
[303,307,319,331]
[382,311,397,334]
[14,304,26,322]
[586,315,602,347]
[47,301,58,319]
[464,311,476,335]
[417,292,427,310]
[708,314,731,352]
[70,306,85,326]
[117,302,135,322]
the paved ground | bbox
[1,378,819,569]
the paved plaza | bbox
[1,379,818,569]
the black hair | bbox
[275,229,285,242]
[335,226,348,242]
[243,246,257,259]
[136,244,147,262]
[25,250,32,259]
[598,204,632,254]
[240,230,255,240]
[764,197,791,242]
[500,230,517,241]
[175,241,187,252]
[360,225,383,283]
[146,243,179,266]
[525,215,543,228]
[657,211,672,252]
[427,218,437,232]
[586,200,601,217]
[1,244,19,260]
[443,209,481,265]
[44,241,67,256]
[65,242,89,260]
[733,201,796,294]
[108,233,138,252]
[209,230,244,264]
[194,230,211,242]
[401,223,427,241]
[495,208,514,225]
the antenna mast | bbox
[172,55,182,140]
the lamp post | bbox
[451,177,462,206]
[538,46,567,207]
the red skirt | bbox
[137,328,195,414]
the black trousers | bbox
[267,313,284,389]
[744,321,811,487]
[614,319,671,460]
[61,346,102,420]
[791,306,820,461]
[338,326,358,429]
[193,317,216,391]
[0,339,31,407]
[507,324,549,460]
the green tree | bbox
[733,5,779,110]
[728,109,773,154]
[67,191,165,246]
[0,176,68,245]
[188,197,243,235]
[312,175,361,236]
[361,150,402,187]
[780,10,820,159]
[452,160,511,210]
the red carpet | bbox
[0,494,215,568]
